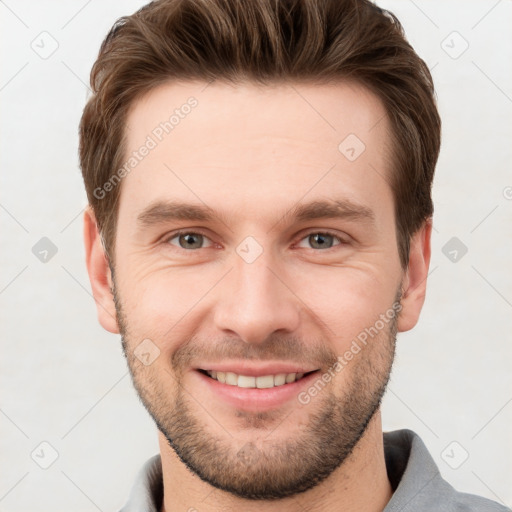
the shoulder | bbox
[118,454,163,512]
[448,490,511,511]
[383,429,510,512]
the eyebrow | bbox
[285,199,375,225]
[136,198,375,230]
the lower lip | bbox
[193,370,320,412]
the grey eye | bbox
[297,233,341,250]
[168,232,212,250]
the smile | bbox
[200,369,316,388]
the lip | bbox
[192,368,321,412]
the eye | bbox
[165,231,214,250]
[163,230,347,252]
[296,231,346,250]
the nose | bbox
[213,248,301,345]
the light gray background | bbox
[1,1,511,510]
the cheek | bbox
[116,253,400,357]
[293,265,397,347]
[117,265,218,349]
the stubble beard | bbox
[113,276,399,500]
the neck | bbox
[159,411,392,512]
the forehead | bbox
[119,80,393,228]
[125,79,389,152]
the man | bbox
[80,0,508,510]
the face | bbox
[97,80,421,499]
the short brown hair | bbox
[79,0,441,268]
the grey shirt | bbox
[119,429,510,511]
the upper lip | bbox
[196,362,319,377]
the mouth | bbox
[198,369,318,389]
[193,365,322,412]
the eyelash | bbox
[162,229,349,252]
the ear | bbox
[83,206,119,334]
[397,219,432,332]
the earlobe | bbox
[397,219,432,333]
[83,206,120,334]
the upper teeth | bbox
[206,371,305,388]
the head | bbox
[82,0,440,501]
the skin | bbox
[84,80,431,512]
